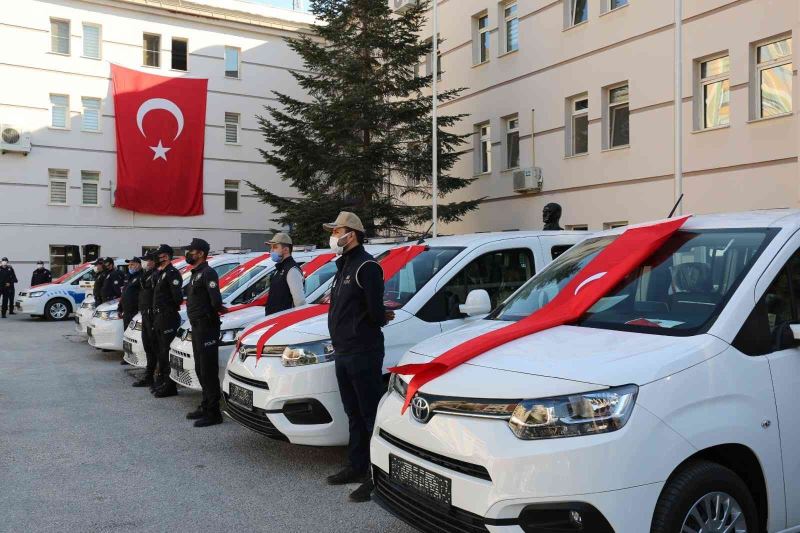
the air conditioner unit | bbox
[513,167,543,193]
[391,0,419,13]
[0,124,31,155]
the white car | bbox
[372,210,800,533]
[75,259,147,335]
[87,298,124,351]
[121,253,261,366]
[225,231,585,446]
[16,263,96,320]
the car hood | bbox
[219,306,264,330]
[27,283,63,293]
[96,299,120,311]
[405,320,729,387]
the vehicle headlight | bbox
[508,384,638,440]
[81,301,95,310]
[97,310,120,321]
[29,291,45,298]
[219,328,244,346]
[388,373,408,397]
[281,340,335,367]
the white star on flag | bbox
[150,140,171,161]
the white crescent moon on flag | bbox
[574,271,607,296]
[136,98,184,140]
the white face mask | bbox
[0,261,7,267]
[329,232,352,255]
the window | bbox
[225,180,239,211]
[224,112,240,144]
[81,171,100,206]
[566,224,589,231]
[551,244,574,260]
[607,84,629,148]
[48,169,68,205]
[50,19,70,54]
[603,221,628,229]
[505,116,520,169]
[567,96,588,156]
[82,23,100,59]
[474,14,490,64]
[754,36,792,118]
[567,0,588,27]
[609,0,628,10]
[224,46,240,78]
[418,248,534,322]
[419,37,442,80]
[50,94,69,128]
[143,33,160,67]
[698,54,730,129]
[81,97,100,132]
[171,38,188,71]
[502,3,519,53]
[476,123,492,174]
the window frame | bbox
[695,52,731,130]
[473,13,490,65]
[48,169,69,206]
[751,35,793,120]
[171,37,189,72]
[605,82,630,149]
[81,96,101,133]
[603,221,628,229]
[565,224,589,231]
[602,0,629,13]
[50,93,70,129]
[224,179,240,212]
[50,18,70,55]
[224,112,241,145]
[476,123,492,175]
[142,33,161,68]
[566,95,589,156]
[81,22,101,59]
[224,46,241,79]
[504,115,520,170]
[80,171,100,207]
[502,2,519,54]
[565,0,588,29]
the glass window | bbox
[477,124,492,173]
[48,169,68,205]
[700,55,730,128]
[505,117,520,169]
[224,112,240,144]
[492,229,776,336]
[143,33,160,67]
[81,97,100,132]
[570,0,588,26]
[50,19,70,54]
[220,265,268,300]
[504,3,519,53]
[213,263,238,278]
[171,38,188,71]
[476,14,490,64]
[608,84,629,148]
[225,180,239,211]
[82,23,100,59]
[81,171,99,206]
[50,94,69,128]
[756,37,792,118]
[419,248,534,322]
[225,46,240,78]
[570,96,589,155]
[304,262,337,296]
[382,247,462,310]
[610,0,628,9]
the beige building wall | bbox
[417,0,799,233]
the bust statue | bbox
[542,203,563,231]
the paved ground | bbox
[0,315,415,533]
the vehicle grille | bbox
[227,370,269,390]
[123,350,140,366]
[373,467,489,533]
[172,369,194,387]
[223,394,288,441]
[379,430,491,481]
[170,348,191,359]
[133,321,143,331]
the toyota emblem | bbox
[410,395,431,424]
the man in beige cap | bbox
[264,232,305,316]
[323,212,387,503]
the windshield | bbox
[55,265,89,284]
[220,265,269,299]
[491,229,776,335]
[305,261,337,295]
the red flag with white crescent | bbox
[111,64,207,216]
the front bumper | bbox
[370,391,692,533]
[88,318,124,351]
[75,306,94,334]
[122,326,147,367]
[15,295,44,315]
[169,338,237,391]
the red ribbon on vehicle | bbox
[219,254,269,288]
[390,216,690,414]
[236,245,427,360]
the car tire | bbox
[652,460,759,533]
[45,298,71,321]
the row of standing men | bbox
[0,258,53,318]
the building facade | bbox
[418,0,799,234]
[0,0,313,284]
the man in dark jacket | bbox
[0,257,18,318]
[117,257,142,365]
[264,232,305,317]
[151,245,184,398]
[323,212,388,503]
[91,259,108,306]
[31,261,52,287]
[101,257,124,303]
[132,253,159,388]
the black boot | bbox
[132,375,154,388]
[326,467,369,486]
[153,381,178,398]
[193,411,223,427]
[348,479,374,503]
[186,407,205,420]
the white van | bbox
[225,231,585,446]
[372,211,800,533]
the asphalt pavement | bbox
[0,314,415,533]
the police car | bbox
[16,262,96,320]
[224,231,585,446]
[75,259,148,335]
[86,298,124,351]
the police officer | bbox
[151,244,183,398]
[323,212,389,502]
[118,258,143,331]
[91,259,108,306]
[183,238,227,427]
[101,257,124,303]
[31,261,52,287]
[264,233,306,317]
[0,257,18,318]
[132,253,159,388]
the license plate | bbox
[123,340,132,355]
[228,382,253,411]
[389,454,451,506]
[74,316,80,324]
[170,354,184,371]
[87,327,93,337]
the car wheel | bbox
[45,298,71,321]
[652,460,759,533]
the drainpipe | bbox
[674,0,683,215]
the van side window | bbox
[417,248,534,322]
[733,264,795,356]
[551,244,573,260]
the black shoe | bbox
[150,377,166,393]
[9,311,14,315]
[326,467,369,486]
[193,412,223,427]
[153,383,178,398]
[120,358,129,365]
[186,408,205,420]
[348,479,374,503]
[132,375,154,387]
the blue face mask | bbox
[270,251,282,263]
[128,266,139,275]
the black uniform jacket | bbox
[328,245,386,356]
[118,270,142,317]
[0,266,18,288]
[138,269,156,314]
[31,268,52,286]
[92,270,108,304]
[264,256,301,317]
[152,264,183,313]
[102,269,125,302]
[185,262,224,322]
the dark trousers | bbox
[141,310,158,375]
[335,352,385,473]
[154,310,180,380]
[191,317,221,414]
[1,286,14,316]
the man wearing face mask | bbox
[31,261,52,287]
[91,258,108,306]
[151,244,184,398]
[323,212,388,503]
[116,257,143,365]
[101,257,124,303]
[132,252,159,388]
[264,233,305,317]
[0,257,18,318]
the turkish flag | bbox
[111,64,207,216]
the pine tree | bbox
[248,0,482,245]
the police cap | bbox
[185,238,210,254]
[155,244,174,258]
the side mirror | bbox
[459,289,492,317]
